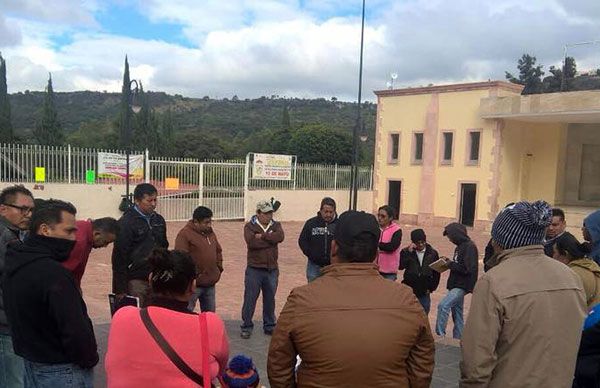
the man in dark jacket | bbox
[0,185,34,387]
[241,200,284,339]
[175,206,223,312]
[298,197,337,282]
[3,200,98,387]
[543,208,566,257]
[399,229,440,314]
[435,222,479,339]
[111,183,168,307]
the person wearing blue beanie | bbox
[221,355,260,388]
[583,209,600,265]
[461,200,587,388]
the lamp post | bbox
[349,0,367,211]
[124,80,141,208]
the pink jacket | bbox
[105,306,229,388]
[377,223,402,274]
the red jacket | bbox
[62,220,93,288]
[105,306,229,387]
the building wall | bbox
[563,124,600,206]
[497,121,565,208]
[374,87,508,227]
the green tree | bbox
[118,56,131,148]
[506,54,544,95]
[542,56,577,93]
[67,119,117,148]
[132,83,160,153]
[0,53,13,142]
[160,108,175,155]
[33,74,63,145]
[288,124,353,164]
[281,104,291,128]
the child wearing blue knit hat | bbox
[220,355,260,388]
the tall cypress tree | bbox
[161,108,175,155]
[119,55,131,148]
[33,74,63,145]
[0,53,13,142]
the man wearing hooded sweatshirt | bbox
[175,206,223,312]
[435,222,479,339]
[3,200,98,388]
[584,209,600,265]
[298,197,337,282]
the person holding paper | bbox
[435,222,479,339]
[399,229,441,314]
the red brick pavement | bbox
[82,221,490,341]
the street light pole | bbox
[125,79,140,206]
[349,0,366,211]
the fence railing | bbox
[0,143,372,191]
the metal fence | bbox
[0,143,372,191]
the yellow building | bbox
[373,81,600,230]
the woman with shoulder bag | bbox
[105,249,229,387]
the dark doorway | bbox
[388,181,402,218]
[459,183,477,227]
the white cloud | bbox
[2,0,600,100]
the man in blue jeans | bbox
[3,200,98,387]
[241,200,285,339]
[298,197,337,282]
[435,223,479,339]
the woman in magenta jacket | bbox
[105,249,229,387]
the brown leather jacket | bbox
[267,263,435,388]
[244,220,284,270]
[174,221,223,287]
[460,245,586,388]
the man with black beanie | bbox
[399,229,441,314]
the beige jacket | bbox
[568,258,600,309]
[460,245,586,388]
[268,263,434,388]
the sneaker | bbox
[240,331,251,339]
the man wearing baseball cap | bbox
[240,200,285,339]
[461,200,586,387]
[268,211,434,387]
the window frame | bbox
[411,131,424,165]
[466,130,482,166]
[439,130,455,166]
[387,132,401,164]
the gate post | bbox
[144,149,150,183]
[199,162,204,206]
[243,154,250,220]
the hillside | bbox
[8,91,376,163]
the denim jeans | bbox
[0,334,24,388]
[241,267,279,333]
[436,288,466,339]
[306,261,323,283]
[417,293,431,315]
[379,272,398,281]
[188,286,216,312]
[24,360,93,388]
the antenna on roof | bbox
[390,72,398,89]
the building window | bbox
[413,132,424,164]
[442,132,453,164]
[468,131,481,164]
[388,133,400,163]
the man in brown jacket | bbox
[460,201,587,388]
[268,211,434,388]
[175,206,223,312]
[241,200,285,339]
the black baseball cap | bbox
[334,210,381,245]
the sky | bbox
[1,0,600,101]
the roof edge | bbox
[374,81,524,97]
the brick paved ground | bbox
[85,220,490,387]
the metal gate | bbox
[148,159,245,221]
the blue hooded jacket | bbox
[584,210,600,264]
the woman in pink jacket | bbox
[376,205,402,281]
[105,249,229,387]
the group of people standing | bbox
[2,180,600,387]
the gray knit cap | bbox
[491,200,552,249]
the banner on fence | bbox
[165,177,180,190]
[98,152,144,179]
[252,153,293,180]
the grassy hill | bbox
[8,91,376,163]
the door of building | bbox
[459,183,477,227]
[579,144,600,202]
[388,180,402,217]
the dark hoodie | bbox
[298,212,337,267]
[443,223,479,293]
[2,234,98,368]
